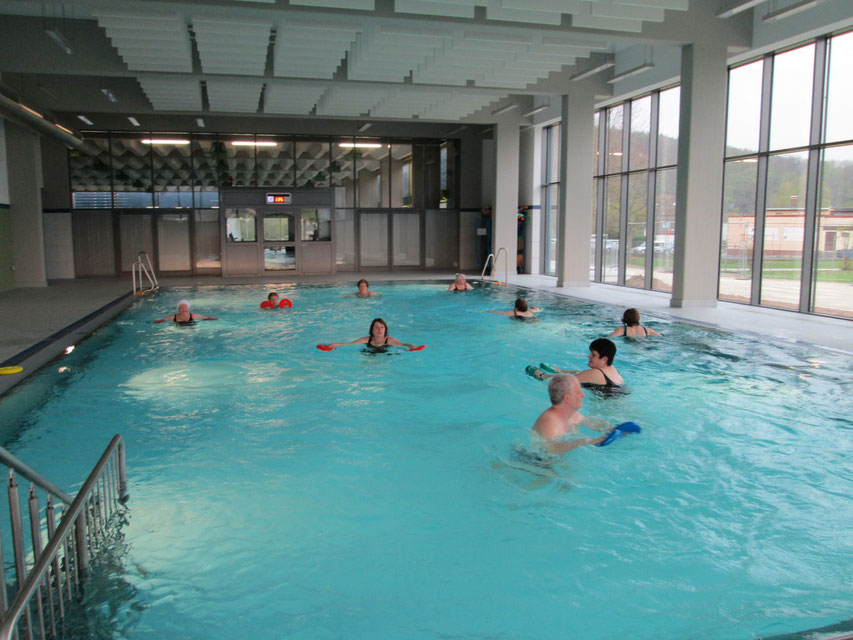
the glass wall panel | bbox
[593,112,600,176]
[156,192,193,208]
[657,87,680,167]
[192,135,221,206]
[760,151,808,309]
[813,144,853,318]
[256,137,294,187]
[119,214,152,271]
[719,159,758,302]
[548,124,561,180]
[264,213,294,242]
[423,143,442,209]
[225,208,257,242]
[626,173,647,287]
[391,143,413,208]
[295,140,330,188]
[194,210,221,270]
[824,31,853,144]
[603,177,621,283]
[425,210,458,269]
[545,184,559,276]
[225,138,256,187]
[69,138,112,208]
[157,212,191,271]
[72,211,115,276]
[393,213,420,266]
[606,106,624,174]
[335,209,355,271]
[331,141,355,207]
[590,183,598,279]
[653,168,677,292]
[301,208,331,241]
[359,212,389,267]
[112,136,153,208]
[629,95,651,171]
[264,246,296,271]
[769,44,815,151]
[357,144,388,208]
[726,60,764,156]
[152,137,192,205]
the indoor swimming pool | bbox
[1,282,851,639]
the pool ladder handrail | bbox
[132,250,159,296]
[480,247,509,286]
[0,435,128,640]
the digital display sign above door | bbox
[266,193,292,205]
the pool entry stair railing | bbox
[0,434,128,640]
[481,247,509,286]
[132,251,159,296]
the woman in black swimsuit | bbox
[154,300,217,325]
[528,338,624,388]
[487,297,541,320]
[608,308,661,338]
[320,318,419,351]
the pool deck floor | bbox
[0,271,851,372]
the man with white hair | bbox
[531,375,613,454]
[154,300,217,325]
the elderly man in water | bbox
[531,375,611,454]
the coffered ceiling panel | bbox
[193,17,272,75]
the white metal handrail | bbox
[0,434,128,640]
[132,251,158,296]
[480,247,509,286]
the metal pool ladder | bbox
[481,246,509,286]
[0,435,128,640]
[132,251,159,296]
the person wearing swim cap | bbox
[154,300,217,324]
[347,279,382,298]
[487,297,541,319]
[528,338,623,388]
[447,273,473,291]
[531,375,610,454]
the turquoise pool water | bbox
[1,283,852,639]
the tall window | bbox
[592,87,679,290]
[720,30,853,319]
[541,124,561,276]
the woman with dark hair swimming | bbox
[526,338,624,389]
[487,297,541,320]
[608,308,661,337]
[318,318,422,352]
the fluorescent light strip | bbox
[45,28,73,55]
[128,116,140,127]
[230,141,278,147]
[101,88,118,103]
[77,115,93,125]
[357,123,372,132]
[570,60,615,81]
[339,142,383,148]
[196,118,205,127]
[141,139,191,145]
[715,0,765,18]
[607,62,655,83]
[762,0,820,21]
[521,104,549,118]
[491,103,518,116]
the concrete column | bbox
[459,131,483,210]
[0,120,13,292]
[670,42,728,308]
[557,91,595,287]
[5,123,47,287]
[493,114,520,267]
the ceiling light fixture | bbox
[339,142,383,149]
[491,103,518,116]
[128,116,140,127]
[570,59,615,81]
[77,115,93,125]
[54,123,73,135]
[141,139,191,145]
[231,140,278,147]
[715,0,765,18]
[101,88,118,103]
[762,0,821,21]
[357,123,372,133]
[196,118,205,127]
[521,104,549,118]
[607,62,655,83]
[20,104,44,119]
[45,28,74,54]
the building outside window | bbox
[720,29,853,319]
[540,123,560,276]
